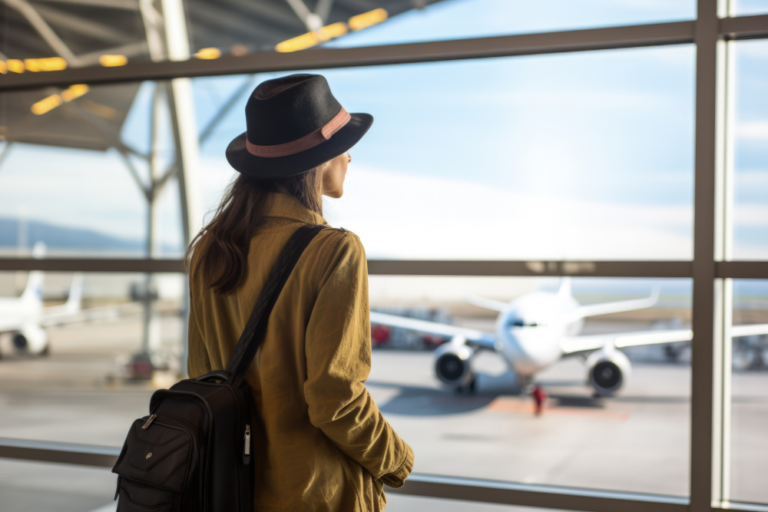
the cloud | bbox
[324,166,693,260]
[737,122,768,141]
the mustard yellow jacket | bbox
[187,192,414,512]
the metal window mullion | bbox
[690,1,728,511]
[717,9,738,500]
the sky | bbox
[0,0,766,263]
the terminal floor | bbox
[1,319,767,510]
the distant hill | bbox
[0,217,179,254]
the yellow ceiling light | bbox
[31,94,63,115]
[348,8,388,31]
[7,59,25,73]
[276,31,320,53]
[194,47,221,59]
[276,21,352,53]
[99,54,128,67]
[25,57,67,72]
[317,22,348,42]
[30,84,89,116]
[61,84,89,102]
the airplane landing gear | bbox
[454,375,477,394]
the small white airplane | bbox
[0,243,86,356]
[370,279,768,396]
[0,242,139,358]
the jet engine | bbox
[585,346,631,396]
[433,336,475,389]
[13,324,49,356]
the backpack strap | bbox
[224,223,326,386]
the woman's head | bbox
[186,152,350,295]
[189,73,368,294]
[225,74,371,181]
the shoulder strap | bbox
[225,224,326,386]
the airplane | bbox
[0,243,84,357]
[0,243,139,359]
[369,279,768,396]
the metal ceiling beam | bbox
[76,40,149,66]
[32,3,136,45]
[31,0,139,10]
[0,20,700,91]
[2,0,82,65]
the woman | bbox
[186,74,414,511]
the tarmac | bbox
[0,317,766,511]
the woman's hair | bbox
[186,168,323,295]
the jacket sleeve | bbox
[187,277,213,379]
[303,231,414,487]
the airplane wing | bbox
[567,288,659,322]
[561,329,693,354]
[465,295,508,312]
[39,302,142,327]
[731,324,768,337]
[561,323,768,355]
[369,311,497,350]
[0,317,25,332]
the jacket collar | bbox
[265,191,327,225]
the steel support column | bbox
[690,0,729,510]
[161,0,202,376]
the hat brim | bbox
[225,113,373,179]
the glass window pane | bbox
[0,459,116,512]
[733,0,768,15]
[327,0,695,49]
[199,47,695,260]
[0,271,180,445]
[367,276,691,495]
[0,81,184,259]
[0,0,695,70]
[730,279,768,504]
[733,40,768,260]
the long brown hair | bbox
[186,169,323,295]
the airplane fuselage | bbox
[494,291,583,376]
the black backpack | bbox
[112,224,326,512]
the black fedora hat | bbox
[226,74,373,179]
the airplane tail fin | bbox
[21,243,47,304]
[567,287,660,322]
[21,271,44,304]
[64,273,84,314]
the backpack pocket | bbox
[113,415,201,512]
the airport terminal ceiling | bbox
[0,0,445,151]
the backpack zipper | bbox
[243,424,251,465]
[141,414,157,429]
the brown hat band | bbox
[245,107,351,158]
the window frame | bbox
[2,1,768,511]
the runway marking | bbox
[488,398,631,421]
